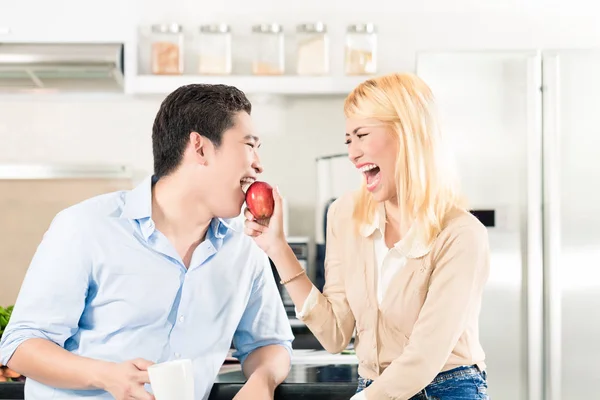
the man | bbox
[0,84,294,399]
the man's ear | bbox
[190,131,212,166]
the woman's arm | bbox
[362,222,490,400]
[246,193,355,354]
[270,200,355,353]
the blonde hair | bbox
[344,72,468,245]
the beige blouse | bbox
[297,192,490,399]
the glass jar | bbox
[296,22,329,76]
[252,23,284,75]
[344,23,377,75]
[197,24,232,75]
[150,23,184,75]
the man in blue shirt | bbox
[0,84,294,399]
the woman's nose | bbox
[348,142,363,164]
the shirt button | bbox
[174,353,181,358]
[179,316,185,323]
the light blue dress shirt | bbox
[0,175,294,399]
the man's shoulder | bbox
[51,190,128,228]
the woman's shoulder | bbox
[326,191,358,219]
[324,191,362,237]
[435,208,489,250]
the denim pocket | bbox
[472,370,489,398]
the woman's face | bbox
[345,117,399,203]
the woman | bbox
[244,72,490,400]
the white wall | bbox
[1,1,600,241]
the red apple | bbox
[245,181,274,219]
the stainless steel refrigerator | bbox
[314,50,600,400]
[416,49,600,400]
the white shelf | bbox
[127,75,370,96]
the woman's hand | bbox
[244,185,287,258]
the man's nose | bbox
[252,153,263,174]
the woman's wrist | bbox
[268,241,305,279]
[267,239,292,263]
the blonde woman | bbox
[244,72,491,400]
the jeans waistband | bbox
[430,365,483,385]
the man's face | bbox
[204,111,263,219]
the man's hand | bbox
[95,358,155,400]
[233,371,275,400]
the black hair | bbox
[152,83,252,178]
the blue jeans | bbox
[356,365,489,399]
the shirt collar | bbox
[360,202,432,258]
[120,174,235,243]
[120,175,155,221]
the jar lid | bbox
[200,24,230,33]
[347,23,376,33]
[252,23,283,33]
[151,23,183,34]
[297,22,327,33]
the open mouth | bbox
[359,164,381,191]
[240,177,255,193]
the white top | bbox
[372,226,409,306]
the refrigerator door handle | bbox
[541,52,562,400]
[523,51,545,400]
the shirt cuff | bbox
[233,339,294,367]
[295,286,319,319]
[0,329,50,366]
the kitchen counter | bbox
[213,363,359,399]
[0,352,360,400]
[0,364,358,400]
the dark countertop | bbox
[0,364,359,400]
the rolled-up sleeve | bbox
[232,250,294,366]
[0,209,91,366]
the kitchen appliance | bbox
[415,50,600,400]
[0,43,124,92]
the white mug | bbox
[148,359,195,400]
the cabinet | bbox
[0,0,133,43]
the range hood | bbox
[0,43,124,93]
